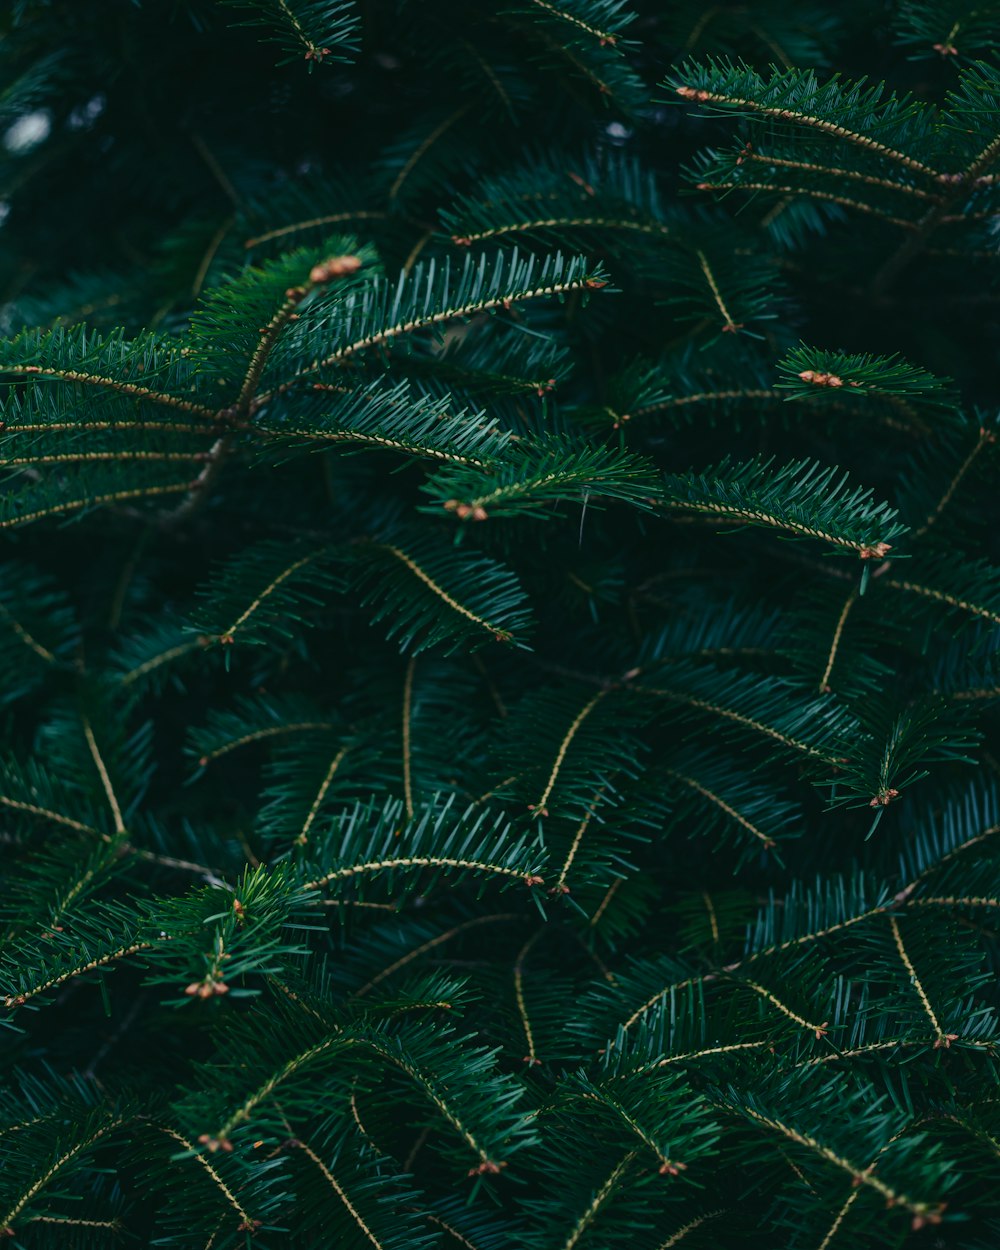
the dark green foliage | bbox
[2,2,1000,1248]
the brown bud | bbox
[868,787,900,808]
[310,255,363,284]
[524,874,545,887]
[659,1160,687,1175]
[467,1159,506,1176]
[452,236,473,247]
[859,542,892,561]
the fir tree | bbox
[2,1,1000,1246]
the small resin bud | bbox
[524,874,545,887]
[859,542,892,561]
[309,255,363,284]
[869,787,900,808]
[467,1159,506,1177]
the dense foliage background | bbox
[2,1,1000,1246]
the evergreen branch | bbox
[636,665,855,762]
[244,210,389,250]
[694,181,919,229]
[222,0,361,66]
[731,1103,936,1218]
[389,106,473,202]
[664,768,776,849]
[693,249,740,331]
[0,480,192,530]
[298,797,545,893]
[119,637,211,686]
[191,542,335,646]
[534,692,607,816]
[667,59,942,178]
[660,456,905,557]
[1,1115,127,1233]
[3,421,220,435]
[739,149,941,199]
[560,1152,636,1250]
[351,915,521,999]
[0,602,56,665]
[883,562,1000,626]
[197,723,335,766]
[0,796,99,837]
[0,450,211,468]
[453,216,669,245]
[556,789,608,887]
[302,853,535,890]
[360,539,531,649]
[817,589,858,693]
[915,426,995,537]
[258,383,512,468]
[286,1136,388,1249]
[736,978,828,1038]
[776,346,957,409]
[295,747,350,846]
[3,939,158,1008]
[154,1124,256,1226]
[513,931,544,1065]
[0,366,216,417]
[237,253,364,411]
[267,251,605,393]
[655,1211,725,1248]
[888,916,952,1047]
[427,441,660,521]
[518,0,636,47]
[402,658,416,820]
[80,714,126,836]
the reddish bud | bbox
[309,255,363,284]
[467,1159,506,1176]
